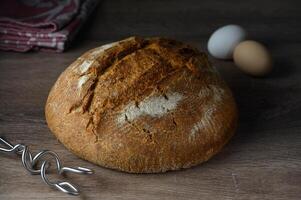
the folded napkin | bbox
[0,0,98,52]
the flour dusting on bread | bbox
[77,42,119,74]
[189,105,216,142]
[77,75,89,89]
[198,84,225,102]
[79,60,94,74]
[211,85,225,102]
[190,84,225,141]
[117,92,183,125]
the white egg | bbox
[207,24,247,59]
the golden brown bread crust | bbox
[45,36,237,173]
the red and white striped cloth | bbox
[0,0,99,52]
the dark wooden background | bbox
[0,0,300,199]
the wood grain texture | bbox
[0,0,300,199]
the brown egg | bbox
[233,40,272,76]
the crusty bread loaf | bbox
[45,36,237,173]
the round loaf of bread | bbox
[45,37,237,173]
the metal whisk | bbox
[0,137,93,196]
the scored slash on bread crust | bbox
[45,36,238,173]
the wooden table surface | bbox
[0,0,300,199]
